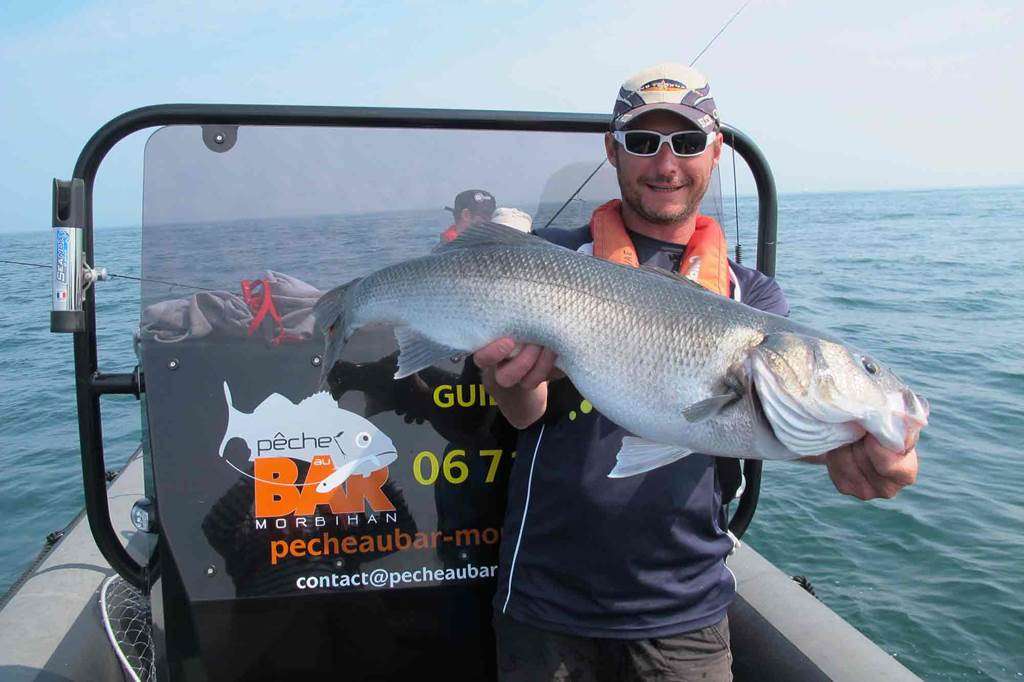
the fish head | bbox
[750,332,929,456]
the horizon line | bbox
[1,181,1021,235]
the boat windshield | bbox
[136,122,725,600]
[140,124,724,306]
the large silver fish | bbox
[314,223,928,478]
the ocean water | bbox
[1,186,1022,680]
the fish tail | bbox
[314,278,362,387]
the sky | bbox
[1,0,1021,232]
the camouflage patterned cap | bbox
[612,63,721,133]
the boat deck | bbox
[0,450,151,680]
[0,449,919,680]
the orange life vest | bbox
[440,225,460,243]
[589,199,731,297]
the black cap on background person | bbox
[442,189,497,242]
[446,189,497,217]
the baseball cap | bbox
[490,207,533,233]
[445,189,496,217]
[611,63,720,133]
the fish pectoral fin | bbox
[607,437,694,478]
[393,326,463,379]
[682,391,742,423]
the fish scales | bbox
[316,224,928,471]
[344,241,769,455]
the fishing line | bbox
[0,259,215,292]
[731,137,743,264]
[1,259,51,270]
[692,0,752,261]
[540,159,606,231]
[107,273,215,292]
[223,456,346,488]
[689,0,755,67]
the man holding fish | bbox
[470,64,921,680]
[315,63,926,681]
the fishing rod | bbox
[540,159,607,231]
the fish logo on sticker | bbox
[217,382,398,493]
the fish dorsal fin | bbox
[393,326,463,379]
[432,221,545,254]
[637,263,712,292]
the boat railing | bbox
[51,105,779,590]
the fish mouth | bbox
[903,390,929,427]
[875,389,929,452]
[904,392,929,449]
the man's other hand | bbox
[804,434,918,500]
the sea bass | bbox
[314,223,928,478]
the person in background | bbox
[442,189,496,242]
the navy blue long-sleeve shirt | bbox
[494,224,789,638]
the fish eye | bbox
[355,431,372,448]
[861,357,879,375]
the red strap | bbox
[240,278,302,346]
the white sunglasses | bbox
[612,130,716,157]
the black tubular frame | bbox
[67,104,778,588]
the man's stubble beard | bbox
[616,163,711,227]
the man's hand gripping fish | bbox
[314,223,929,477]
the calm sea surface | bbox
[1,186,1022,680]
